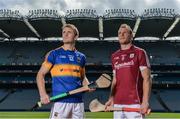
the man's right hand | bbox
[40,94,50,105]
[105,97,113,111]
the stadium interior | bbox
[0,8,180,112]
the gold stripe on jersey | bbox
[50,64,83,78]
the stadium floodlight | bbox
[27,9,60,19]
[0,9,22,18]
[15,10,19,14]
[142,8,176,18]
[72,9,75,14]
[66,9,98,18]
[103,9,136,18]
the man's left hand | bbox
[140,102,150,115]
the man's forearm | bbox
[109,77,116,98]
[142,77,152,104]
[36,73,47,97]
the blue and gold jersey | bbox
[42,47,86,103]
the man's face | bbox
[118,27,132,45]
[62,27,77,44]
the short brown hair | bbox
[62,24,79,37]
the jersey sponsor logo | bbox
[114,60,134,69]
[59,55,66,58]
[114,56,120,60]
[59,68,80,73]
[51,64,82,77]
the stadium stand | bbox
[0,40,180,65]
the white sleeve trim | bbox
[113,70,116,76]
[139,66,148,71]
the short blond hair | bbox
[119,24,133,36]
[62,24,79,37]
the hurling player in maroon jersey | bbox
[105,24,152,119]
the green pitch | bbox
[0,112,180,118]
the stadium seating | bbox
[0,40,180,111]
[0,40,180,65]
[135,41,180,64]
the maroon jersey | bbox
[111,45,150,104]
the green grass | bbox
[0,112,180,118]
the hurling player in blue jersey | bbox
[36,24,91,119]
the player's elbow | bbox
[142,69,151,82]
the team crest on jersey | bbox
[68,55,74,61]
[77,56,81,63]
[129,53,135,58]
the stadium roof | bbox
[0,16,37,39]
[65,10,99,38]
[0,8,180,40]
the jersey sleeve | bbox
[42,50,55,70]
[111,54,115,74]
[138,50,151,71]
[81,55,86,68]
[81,55,86,79]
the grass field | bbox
[0,112,180,118]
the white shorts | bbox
[114,104,143,119]
[49,102,84,119]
